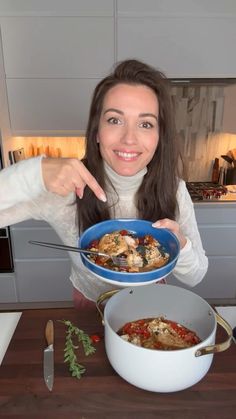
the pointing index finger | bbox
[77,163,107,202]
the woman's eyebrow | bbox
[103,109,158,120]
[103,108,123,115]
[139,112,158,121]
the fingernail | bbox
[76,188,83,199]
[100,193,107,202]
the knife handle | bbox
[45,320,54,346]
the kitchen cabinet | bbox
[0,2,114,135]
[117,0,236,78]
[168,202,236,300]
[10,220,72,303]
[6,78,98,133]
[0,274,17,303]
[0,0,113,16]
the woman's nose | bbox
[120,125,137,145]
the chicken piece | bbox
[98,232,128,256]
[148,318,191,349]
[126,249,144,268]
[144,246,162,267]
[123,235,138,248]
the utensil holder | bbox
[226,168,236,185]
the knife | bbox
[43,320,54,391]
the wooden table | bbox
[0,306,235,419]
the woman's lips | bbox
[114,150,141,161]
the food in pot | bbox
[87,229,169,272]
[117,317,201,350]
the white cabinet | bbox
[117,0,236,78]
[117,17,236,78]
[10,220,72,303]
[6,78,98,133]
[0,274,17,303]
[168,203,236,300]
[0,0,114,16]
[0,2,114,134]
[0,17,114,78]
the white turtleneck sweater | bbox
[0,157,208,301]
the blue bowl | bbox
[79,219,180,286]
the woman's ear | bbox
[96,135,100,143]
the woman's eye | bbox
[140,121,154,129]
[107,117,121,125]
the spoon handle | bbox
[28,240,107,257]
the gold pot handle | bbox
[96,290,119,325]
[195,312,233,357]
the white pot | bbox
[97,284,232,393]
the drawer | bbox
[199,226,236,256]
[168,256,236,299]
[11,228,68,259]
[194,205,236,225]
[15,259,72,302]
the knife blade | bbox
[43,320,54,391]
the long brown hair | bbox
[77,59,183,231]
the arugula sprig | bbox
[60,320,96,379]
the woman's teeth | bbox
[115,151,139,158]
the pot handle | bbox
[195,312,233,357]
[96,290,119,325]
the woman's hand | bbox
[152,218,187,249]
[41,157,107,202]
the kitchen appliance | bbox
[96,284,232,393]
[186,182,228,201]
[0,140,14,273]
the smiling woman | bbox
[0,59,208,307]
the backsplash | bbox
[11,136,86,160]
[171,84,236,181]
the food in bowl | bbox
[79,219,180,285]
[117,317,201,350]
[86,229,170,272]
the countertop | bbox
[0,307,236,419]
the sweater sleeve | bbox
[0,156,48,227]
[172,180,208,287]
[0,156,46,210]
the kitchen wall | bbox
[171,83,236,181]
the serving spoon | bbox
[29,240,132,267]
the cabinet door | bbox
[174,204,236,299]
[0,0,113,16]
[15,259,72,302]
[10,221,73,302]
[6,78,97,134]
[0,16,114,133]
[0,17,114,78]
[168,257,236,299]
[0,274,17,303]
[117,17,236,78]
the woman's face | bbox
[97,83,159,176]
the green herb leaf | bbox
[59,319,96,379]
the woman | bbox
[0,59,208,307]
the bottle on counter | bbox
[211,158,219,183]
